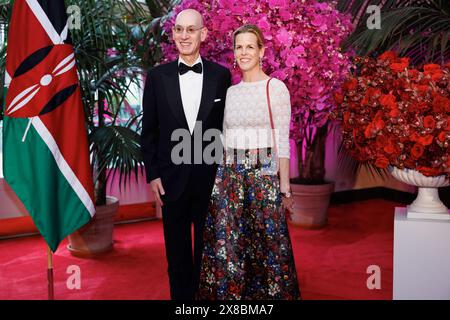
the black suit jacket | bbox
[141,59,232,201]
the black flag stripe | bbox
[39,84,78,116]
[14,46,53,78]
[36,0,72,44]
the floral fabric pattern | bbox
[197,148,300,300]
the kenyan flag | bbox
[2,0,95,252]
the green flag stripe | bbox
[3,116,91,251]
[32,116,95,217]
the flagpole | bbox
[47,245,54,300]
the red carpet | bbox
[0,199,395,300]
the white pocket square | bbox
[214,98,221,102]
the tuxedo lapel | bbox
[161,61,189,130]
[195,60,217,130]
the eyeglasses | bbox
[173,25,204,35]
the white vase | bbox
[389,166,450,221]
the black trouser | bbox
[161,174,211,300]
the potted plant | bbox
[332,51,449,220]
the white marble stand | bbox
[393,207,450,300]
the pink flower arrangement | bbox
[161,0,353,143]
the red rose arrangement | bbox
[332,51,450,178]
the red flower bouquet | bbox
[332,51,450,178]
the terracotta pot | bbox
[290,182,335,228]
[67,196,119,258]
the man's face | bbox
[172,12,207,60]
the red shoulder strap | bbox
[265,78,277,155]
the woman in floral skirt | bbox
[197,24,300,300]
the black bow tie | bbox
[178,62,203,75]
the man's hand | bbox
[150,178,165,207]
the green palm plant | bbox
[67,0,180,206]
[339,0,450,64]
[67,0,149,206]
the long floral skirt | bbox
[197,148,300,300]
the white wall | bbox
[0,169,155,220]
[0,179,29,219]
[106,168,154,205]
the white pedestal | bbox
[393,207,450,300]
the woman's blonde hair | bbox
[233,24,265,49]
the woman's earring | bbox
[233,59,237,69]
[259,57,263,68]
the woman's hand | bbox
[281,194,294,220]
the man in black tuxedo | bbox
[141,9,231,300]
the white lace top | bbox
[222,77,291,158]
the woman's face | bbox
[234,32,264,72]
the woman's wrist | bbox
[280,184,291,194]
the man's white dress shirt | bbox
[178,56,203,134]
